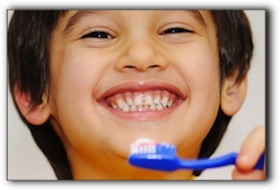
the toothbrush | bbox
[128,138,265,171]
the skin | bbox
[233,126,265,180]
[14,10,265,180]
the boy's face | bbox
[48,10,220,171]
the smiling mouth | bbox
[98,81,186,118]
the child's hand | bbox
[232,126,265,180]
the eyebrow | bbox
[187,10,207,27]
[63,10,105,34]
[63,10,207,34]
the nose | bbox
[115,39,169,73]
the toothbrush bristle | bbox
[129,138,179,171]
[156,143,176,155]
[130,138,176,156]
[130,141,157,155]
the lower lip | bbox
[99,100,184,121]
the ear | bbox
[221,71,248,116]
[13,85,50,126]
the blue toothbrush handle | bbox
[179,152,265,170]
[255,152,265,170]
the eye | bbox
[161,27,194,35]
[81,31,114,39]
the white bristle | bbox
[130,138,157,155]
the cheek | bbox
[173,43,221,136]
[51,51,96,104]
[176,43,220,99]
[193,51,220,110]
[48,48,109,145]
[50,47,109,101]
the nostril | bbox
[123,64,160,72]
[124,65,137,69]
[149,65,160,68]
[115,50,169,72]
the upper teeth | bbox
[106,90,177,112]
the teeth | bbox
[150,104,156,111]
[153,95,160,104]
[116,99,127,109]
[125,96,133,106]
[134,95,143,106]
[156,103,163,111]
[131,104,137,111]
[160,97,168,107]
[144,95,153,105]
[112,103,118,110]
[122,104,130,112]
[107,90,177,112]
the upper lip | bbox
[97,80,187,101]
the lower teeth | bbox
[112,103,173,112]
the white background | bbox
[2,1,278,190]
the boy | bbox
[8,10,265,180]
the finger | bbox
[232,167,265,180]
[236,126,265,170]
